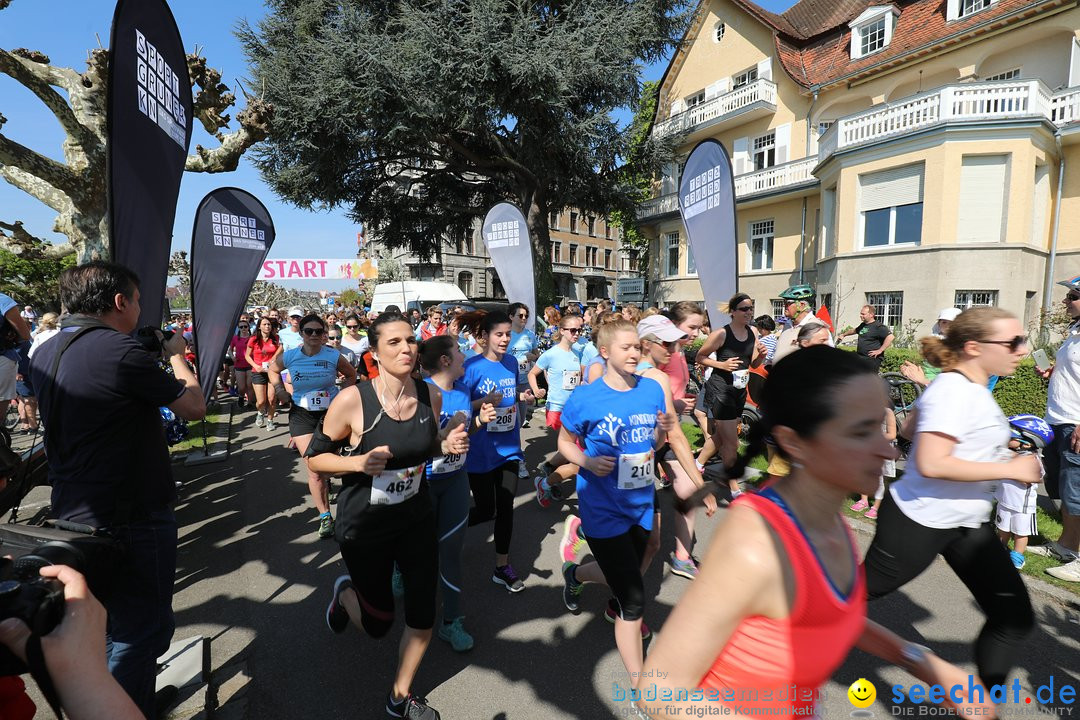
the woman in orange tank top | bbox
[636,347,994,719]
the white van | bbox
[368,281,470,315]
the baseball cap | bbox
[288,306,304,317]
[937,307,961,322]
[638,315,687,343]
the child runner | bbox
[527,313,584,506]
[418,335,496,651]
[461,310,534,592]
[309,312,470,720]
[556,318,675,688]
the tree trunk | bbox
[525,191,556,310]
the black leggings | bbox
[585,525,650,621]
[864,494,1034,687]
[468,462,518,556]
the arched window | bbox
[714,21,725,43]
[458,271,473,297]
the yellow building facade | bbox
[639,0,1080,334]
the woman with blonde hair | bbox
[621,305,642,325]
[537,306,563,354]
[864,307,1037,688]
[28,313,60,358]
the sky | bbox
[0,0,797,291]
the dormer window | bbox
[948,0,997,21]
[849,6,900,60]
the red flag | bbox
[815,305,834,332]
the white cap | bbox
[637,315,687,343]
[288,306,305,318]
[938,307,961,322]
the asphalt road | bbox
[7,407,1080,718]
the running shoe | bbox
[1009,550,1026,570]
[603,605,652,640]
[518,461,529,480]
[1028,541,1080,562]
[255,412,265,428]
[550,480,568,501]
[392,565,404,598]
[533,475,554,508]
[318,513,335,539]
[562,562,583,613]
[864,507,878,520]
[437,617,474,652]
[669,553,698,580]
[1045,558,1080,582]
[559,515,589,564]
[266,417,276,431]
[657,464,672,490]
[325,574,352,634]
[492,564,525,592]
[850,499,870,512]
[386,692,441,719]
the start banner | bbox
[259,258,379,281]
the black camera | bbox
[135,326,174,354]
[0,542,81,676]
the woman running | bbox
[655,303,709,579]
[230,318,254,409]
[636,346,993,719]
[508,302,538,434]
[309,312,470,720]
[418,335,496,652]
[556,318,675,687]
[246,317,282,430]
[695,293,763,499]
[460,310,533,593]
[527,313,584,506]
[269,314,357,539]
[864,307,1037,688]
[341,313,370,357]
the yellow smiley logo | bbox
[848,678,876,708]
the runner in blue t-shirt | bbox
[556,318,675,687]
[508,302,539,464]
[527,314,585,507]
[460,310,534,593]
[419,335,496,652]
[270,314,356,539]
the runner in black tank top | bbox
[306,313,469,720]
[696,293,763,500]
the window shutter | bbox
[671,98,685,115]
[774,123,791,164]
[733,137,749,176]
[757,57,773,81]
[946,0,960,21]
[858,164,924,212]
[1071,37,1080,87]
[705,79,729,99]
[956,155,1008,243]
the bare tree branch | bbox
[0,219,74,257]
[0,135,80,199]
[0,48,94,148]
[0,165,69,212]
[184,96,272,172]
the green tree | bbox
[611,79,661,275]
[0,221,75,310]
[338,288,361,309]
[240,0,688,307]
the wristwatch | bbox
[900,642,932,673]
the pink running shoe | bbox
[850,499,869,512]
[559,515,589,564]
[865,507,878,519]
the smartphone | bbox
[1032,348,1052,372]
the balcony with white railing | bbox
[819,80,1079,163]
[636,157,820,220]
[653,79,777,139]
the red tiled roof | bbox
[727,0,1066,88]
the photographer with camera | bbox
[29,261,205,718]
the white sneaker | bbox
[1045,558,1080,582]
[255,412,265,428]
[1028,541,1079,562]
[518,462,529,479]
[266,418,276,431]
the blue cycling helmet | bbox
[1007,414,1053,451]
[1056,275,1080,291]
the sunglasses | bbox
[302,327,326,336]
[561,327,582,334]
[1068,293,1080,302]
[238,324,249,329]
[327,335,340,340]
[516,313,529,319]
[980,336,1028,352]
[346,324,359,329]
[735,305,754,312]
